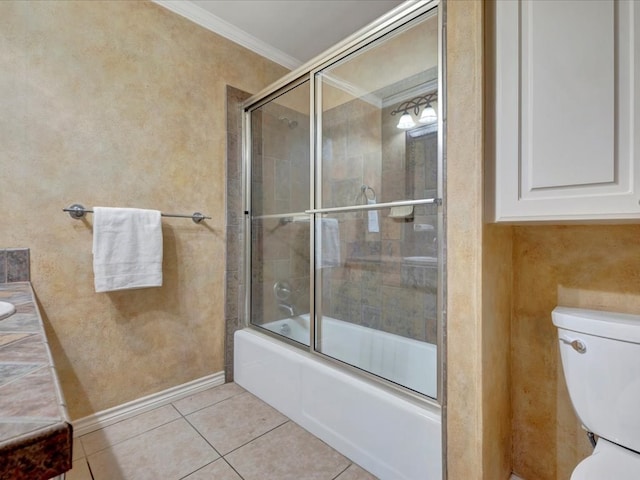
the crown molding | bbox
[152,0,301,70]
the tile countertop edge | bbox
[0,282,73,479]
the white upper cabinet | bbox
[487,0,640,222]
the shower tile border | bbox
[225,86,252,382]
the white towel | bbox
[92,207,163,293]
[367,198,379,233]
[316,218,340,268]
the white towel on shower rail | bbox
[92,207,163,292]
[316,218,340,268]
[367,198,379,233]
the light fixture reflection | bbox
[397,112,416,129]
[419,105,437,124]
[390,91,438,130]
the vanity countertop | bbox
[0,282,72,479]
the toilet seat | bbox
[572,438,640,479]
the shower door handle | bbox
[304,198,442,215]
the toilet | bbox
[552,307,640,479]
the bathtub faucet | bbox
[278,302,297,317]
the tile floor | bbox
[66,382,378,480]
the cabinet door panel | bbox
[490,0,640,222]
[523,0,614,190]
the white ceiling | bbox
[155,0,405,69]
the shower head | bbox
[278,116,298,129]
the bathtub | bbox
[259,314,437,397]
[234,315,442,480]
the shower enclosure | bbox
[237,2,443,477]
[246,1,442,401]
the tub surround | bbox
[224,86,252,382]
[0,282,72,480]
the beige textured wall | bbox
[512,225,640,479]
[480,1,513,476]
[481,224,513,479]
[447,0,486,478]
[0,0,287,419]
[446,0,483,474]
[448,0,512,478]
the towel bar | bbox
[63,204,211,224]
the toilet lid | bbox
[572,439,640,480]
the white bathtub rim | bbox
[242,324,441,412]
[254,314,439,401]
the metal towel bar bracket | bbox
[63,204,211,224]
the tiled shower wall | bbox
[250,103,311,327]
[321,97,438,343]
[0,248,30,283]
[225,87,311,381]
[225,86,251,382]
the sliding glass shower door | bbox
[313,11,440,398]
[246,3,442,400]
[248,80,311,346]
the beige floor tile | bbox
[335,463,379,480]
[225,421,350,480]
[187,391,287,455]
[183,459,243,480]
[173,382,245,416]
[81,404,180,455]
[72,437,85,461]
[88,418,218,480]
[65,458,93,480]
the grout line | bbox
[0,362,48,390]
[81,414,183,457]
[80,383,369,480]
[221,419,291,457]
[175,457,246,480]
[222,457,245,480]
[172,384,226,458]
[175,459,218,480]
[73,373,225,438]
[173,386,247,417]
[85,457,95,480]
[167,402,181,417]
[331,463,352,480]
[82,384,245,471]
[177,387,288,474]
[182,414,224,458]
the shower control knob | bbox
[274,281,292,301]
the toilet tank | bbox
[552,307,640,453]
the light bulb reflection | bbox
[419,106,437,124]
[397,112,415,129]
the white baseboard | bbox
[72,371,225,437]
